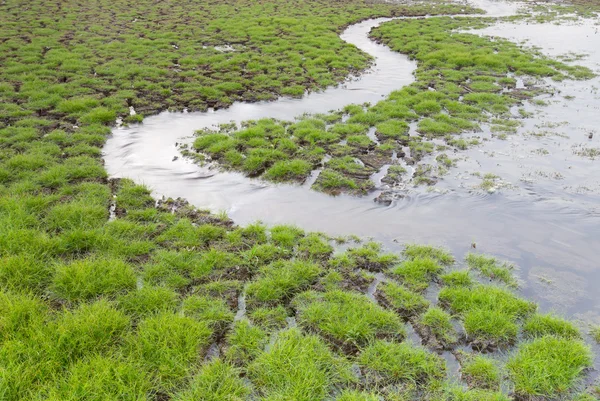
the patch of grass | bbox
[44,354,151,401]
[173,358,250,401]
[359,340,446,386]
[182,295,234,335]
[294,290,404,349]
[459,354,501,390]
[590,326,600,344]
[52,257,137,302]
[263,159,314,182]
[523,313,581,339]
[378,281,430,318]
[507,336,592,398]
[419,307,458,348]
[390,257,444,292]
[440,285,535,348]
[224,318,267,366]
[336,390,380,401]
[249,328,353,401]
[347,242,399,272]
[116,286,179,319]
[440,270,474,287]
[403,244,454,266]
[246,260,321,306]
[249,305,289,331]
[127,312,212,391]
[465,253,517,287]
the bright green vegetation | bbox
[507,336,593,398]
[459,353,502,391]
[248,328,353,401]
[378,281,430,318]
[390,257,444,292]
[0,0,597,399]
[294,290,404,350]
[173,359,250,401]
[359,340,446,386]
[522,313,581,339]
[417,306,458,349]
[591,326,600,344]
[189,15,594,193]
[465,253,518,287]
[439,285,536,349]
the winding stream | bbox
[103,0,600,321]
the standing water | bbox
[103,0,600,320]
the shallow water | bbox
[103,0,600,321]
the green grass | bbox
[591,325,600,344]
[224,319,267,366]
[403,244,455,266]
[459,354,501,390]
[359,340,446,386]
[522,313,581,339]
[507,336,592,398]
[248,328,353,401]
[127,312,212,391]
[52,257,137,302]
[465,253,518,287]
[418,307,458,348]
[173,358,250,401]
[439,285,536,348]
[440,270,474,287]
[378,281,430,318]
[294,290,404,349]
[390,257,444,292]
[246,260,321,306]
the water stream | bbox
[103,0,600,321]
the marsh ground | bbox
[2,0,600,399]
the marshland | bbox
[2,0,600,399]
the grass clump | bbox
[246,260,321,306]
[263,159,314,182]
[294,290,404,350]
[44,354,151,401]
[249,305,289,331]
[336,390,380,401]
[128,312,212,390]
[173,358,250,401]
[465,253,517,287]
[224,319,267,366]
[440,270,474,287]
[52,257,136,302]
[590,326,600,344]
[418,307,458,348]
[523,313,581,339]
[182,295,234,335]
[459,354,501,390]
[507,336,592,398]
[403,244,454,266]
[359,340,446,386]
[249,328,352,401]
[378,281,429,318]
[390,257,443,292]
[116,286,179,319]
[440,285,535,348]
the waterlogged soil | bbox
[105,0,600,324]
